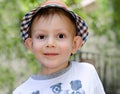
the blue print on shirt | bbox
[32,90,40,94]
[50,80,85,94]
[70,80,85,94]
[50,83,62,94]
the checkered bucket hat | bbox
[21,0,88,45]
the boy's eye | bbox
[58,34,65,39]
[38,35,45,39]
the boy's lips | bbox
[44,53,59,56]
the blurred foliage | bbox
[0,0,120,94]
[0,66,15,93]
[88,0,120,48]
[89,0,112,36]
[111,0,120,46]
[64,0,81,6]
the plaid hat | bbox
[21,0,88,45]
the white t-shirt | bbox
[13,61,105,94]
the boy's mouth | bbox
[44,53,59,56]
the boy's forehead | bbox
[31,13,76,36]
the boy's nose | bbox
[46,37,56,48]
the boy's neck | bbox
[40,62,70,75]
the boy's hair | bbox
[20,1,88,45]
[28,7,77,38]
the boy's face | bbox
[25,14,82,74]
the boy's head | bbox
[20,0,88,46]
[20,0,89,73]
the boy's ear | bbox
[72,36,82,54]
[24,38,33,52]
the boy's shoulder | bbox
[13,77,32,94]
[71,61,97,74]
[71,61,95,70]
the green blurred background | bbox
[0,0,120,94]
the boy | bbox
[13,0,105,94]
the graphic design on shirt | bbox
[50,80,85,94]
[32,90,40,94]
[50,83,62,94]
[70,80,85,94]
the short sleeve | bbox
[91,66,106,94]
